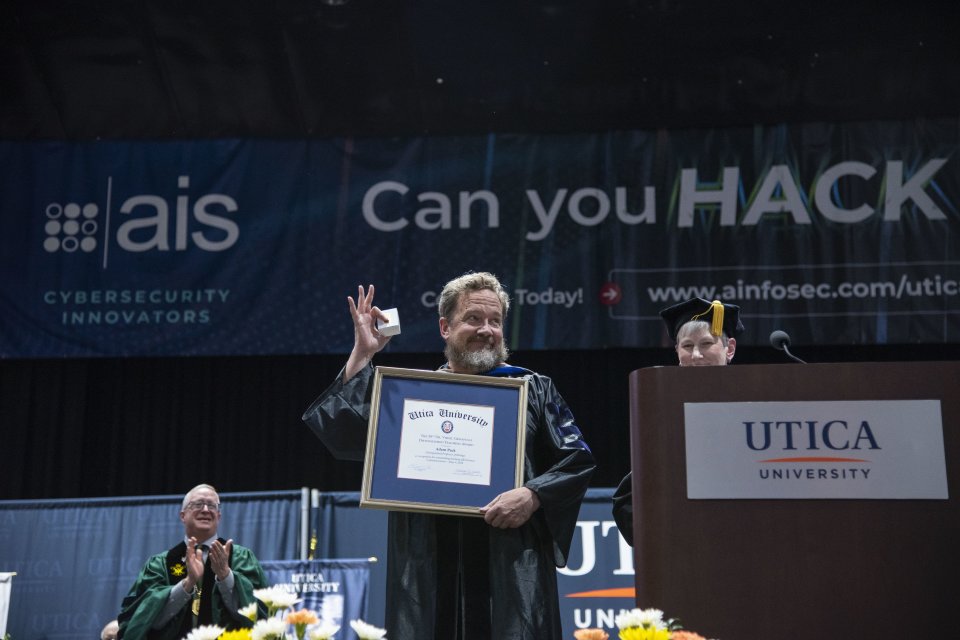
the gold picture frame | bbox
[361,366,528,516]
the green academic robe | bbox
[117,540,266,640]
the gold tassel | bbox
[692,300,725,337]
[191,585,201,617]
[710,300,724,337]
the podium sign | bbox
[684,399,948,499]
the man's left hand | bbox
[481,487,540,529]
[209,539,233,581]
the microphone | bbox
[769,330,806,364]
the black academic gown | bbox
[611,471,634,546]
[302,363,596,640]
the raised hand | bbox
[183,537,204,591]
[344,284,393,381]
[209,539,232,581]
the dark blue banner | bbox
[558,488,635,636]
[2,119,958,357]
[260,559,371,639]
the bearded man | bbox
[302,271,596,640]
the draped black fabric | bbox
[611,471,634,547]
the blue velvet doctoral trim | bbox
[479,364,591,452]
[483,365,533,377]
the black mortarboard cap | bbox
[659,297,744,341]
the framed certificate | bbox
[360,366,529,516]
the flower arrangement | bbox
[178,583,386,640]
[611,608,710,640]
[614,607,669,640]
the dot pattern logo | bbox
[43,202,99,253]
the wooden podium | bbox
[627,361,959,640]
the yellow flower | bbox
[619,628,670,640]
[219,630,253,640]
[574,629,610,640]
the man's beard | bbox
[445,340,510,374]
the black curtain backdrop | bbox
[3,344,958,502]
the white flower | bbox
[637,608,666,629]
[183,625,226,640]
[615,607,665,630]
[253,585,302,611]
[239,602,258,621]
[252,617,289,640]
[615,608,643,629]
[307,621,341,640]
[349,619,387,639]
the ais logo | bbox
[43,175,239,266]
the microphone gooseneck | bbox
[769,330,790,351]
[769,330,806,364]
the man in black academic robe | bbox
[302,273,596,640]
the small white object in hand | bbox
[376,307,401,336]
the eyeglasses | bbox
[185,501,221,512]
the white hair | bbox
[181,483,219,510]
[676,319,730,345]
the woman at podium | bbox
[611,297,743,544]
